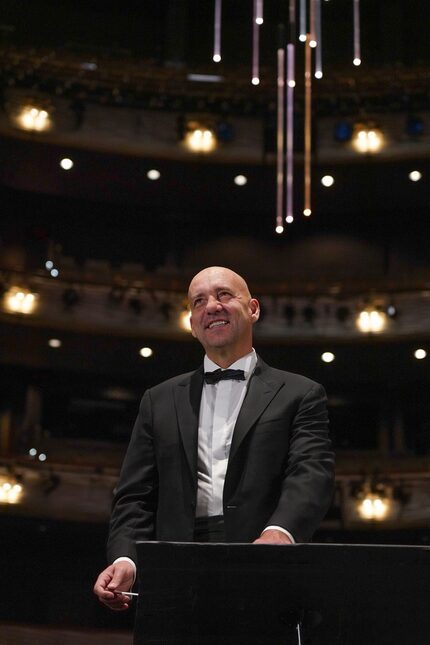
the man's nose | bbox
[206,295,222,312]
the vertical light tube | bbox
[276,45,285,233]
[309,0,317,47]
[299,0,307,42]
[252,0,260,85]
[353,0,361,66]
[314,0,322,78]
[256,0,264,25]
[286,43,295,224]
[304,36,312,217]
[213,0,222,62]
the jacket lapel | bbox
[174,366,203,487]
[228,359,284,463]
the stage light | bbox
[352,125,384,154]
[409,170,422,182]
[184,127,217,153]
[386,304,398,319]
[139,347,153,358]
[4,287,37,314]
[38,453,47,462]
[287,80,296,88]
[353,57,361,66]
[48,339,62,348]
[286,215,294,224]
[147,169,160,180]
[213,54,221,63]
[50,268,59,278]
[321,352,335,363]
[29,448,37,457]
[234,175,247,186]
[414,349,427,360]
[309,39,317,48]
[275,225,284,234]
[16,105,52,132]
[321,175,334,187]
[45,260,54,270]
[0,477,23,505]
[251,77,260,86]
[299,34,307,42]
[315,71,323,79]
[303,208,312,217]
[356,308,387,333]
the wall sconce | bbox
[183,120,217,153]
[3,287,38,315]
[352,123,384,154]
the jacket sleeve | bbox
[266,383,335,542]
[106,389,158,563]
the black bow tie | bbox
[204,368,246,385]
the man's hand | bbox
[253,529,293,545]
[93,561,135,611]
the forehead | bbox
[188,269,244,297]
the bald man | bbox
[94,267,334,610]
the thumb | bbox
[107,564,132,590]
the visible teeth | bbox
[209,321,228,328]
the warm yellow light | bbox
[139,347,153,358]
[4,287,38,314]
[275,225,284,234]
[16,105,52,132]
[357,494,390,520]
[179,310,192,332]
[48,338,62,348]
[321,352,335,363]
[184,128,217,153]
[0,477,24,505]
[303,208,312,217]
[309,39,317,48]
[414,348,427,360]
[356,309,387,333]
[352,126,384,153]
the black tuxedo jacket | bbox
[107,358,334,563]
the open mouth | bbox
[207,320,229,329]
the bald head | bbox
[187,266,259,367]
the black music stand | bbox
[135,542,430,645]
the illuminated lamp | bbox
[352,124,384,154]
[15,104,52,132]
[0,475,24,505]
[183,122,217,153]
[356,307,387,333]
[4,287,37,314]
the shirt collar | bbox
[204,349,257,381]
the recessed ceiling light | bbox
[60,158,73,170]
[139,347,153,358]
[414,348,427,360]
[321,175,334,187]
[48,339,62,348]
[409,170,422,182]
[234,175,247,186]
[321,352,335,363]
[147,169,160,180]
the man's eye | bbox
[218,291,231,300]
[193,298,203,307]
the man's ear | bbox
[249,298,260,323]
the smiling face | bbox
[188,266,260,367]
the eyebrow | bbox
[189,286,235,300]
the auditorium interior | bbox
[1,1,430,643]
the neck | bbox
[206,346,253,369]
